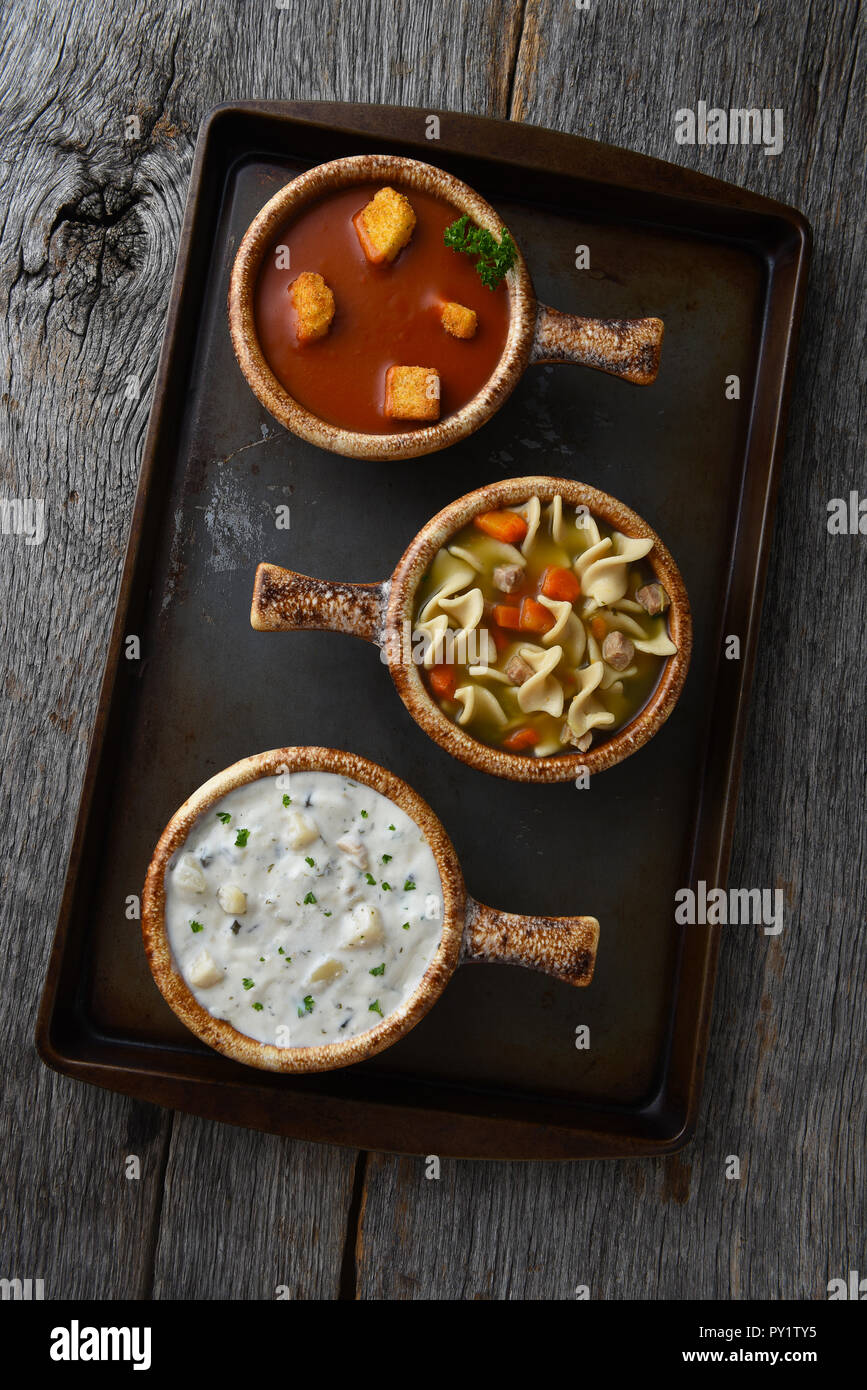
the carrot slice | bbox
[589,615,607,642]
[429,664,456,699]
[541,565,580,603]
[473,510,528,544]
[503,727,539,752]
[493,603,521,630]
[519,597,555,634]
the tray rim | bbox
[35,99,812,1159]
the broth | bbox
[254,184,511,434]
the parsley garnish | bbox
[404,879,415,891]
[370,963,385,976]
[235,828,250,847]
[382,853,392,863]
[382,881,392,891]
[369,999,384,1017]
[278,947,285,955]
[282,794,291,807]
[305,856,315,867]
[443,215,517,290]
[216,811,231,824]
[401,922,410,931]
[303,891,317,905]
[190,919,204,933]
[252,1002,264,1012]
[364,872,376,885]
[242,978,254,990]
[360,809,368,818]
[298,995,314,1017]
[388,824,396,831]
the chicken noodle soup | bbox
[163,771,444,1046]
[413,495,678,756]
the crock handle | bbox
[462,898,600,987]
[530,304,664,385]
[251,562,386,644]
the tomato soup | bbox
[254,184,511,434]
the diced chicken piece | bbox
[505,654,534,685]
[384,365,440,421]
[285,811,319,850]
[336,834,369,871]
[341,903,385,949]
[635,582,670,616]
[493,564,524,594]
[289,271,335,343]
[602,631,635,671]
[174,854,206,894]
[353,186,416,264]
[562,724,593,753]
[309,958,345,984]
[441,300,477,339]
[188,950,223,989]
[217,883,247,916]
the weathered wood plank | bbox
[152,1120,360,1300]
[0,0,525,1299]
[357,0,867,1299]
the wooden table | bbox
[1,0,863,1300]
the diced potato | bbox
[353,186,416,264]
[174,854,206,894]
[217,883,247,915]
[336,834,368,870]
[285,811,319,849]
[441,300,477,339]
[341,903,384,949]
[188,950,222,989]
[384,365,440,421]
[309,957,345,984]
[289,271,335,343]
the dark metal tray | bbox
[36,101,810,1158]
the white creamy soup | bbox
[164,771,444,1047]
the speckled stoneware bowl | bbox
[251,477,692,783]
[228,154,664,460]
[142,747,599,1073]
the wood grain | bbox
[357,0,867,1300]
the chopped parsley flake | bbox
[242,978,254,991]
[305,856,315,867]
[251,1002,264,1012]
[360,809,368,818]
[278,947,285,955]
[303,891,317,905]
[323,911,332,918]
[282,794,291,807]
[369,999,384,1017]
[401,922,410,931]
[235,828,250,847]
[298,995,314,1017]
[189,919,204,933]
[388,824,396,831]
[216,811,231,824]
[364,873,376,885]
[382,882,392,891]
[404,879,415,891]
[382,854,392,863]
[369,963,385,976]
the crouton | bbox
[384,366,440,422]
[353,186,416,264]
[289,271,335,343]
[441,301,477,339]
